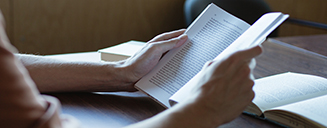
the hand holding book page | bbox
[135,3,288,107]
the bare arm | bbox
[16,54,132,92]
[16,29,188,93]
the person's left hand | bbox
[118,29,188,91]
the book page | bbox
[135,3,250,107]
[253,72,327,112]
[268,94,327,127]
[213,12,288,61]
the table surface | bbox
[47,34,327,128]
[274,34,327,57]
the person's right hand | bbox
[181,45,262,127]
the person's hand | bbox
[118,29,188,91]
[179,46,262,127]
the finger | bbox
[211,45,262,68]
[209,45,262,80]
[238,90,255,109]
[149,29,186,42]
[226,47,261,79]
[154,34,188,53]
[233,45,262,62]
[131,33,187,59]
[227,45,262,70]
[229,63,253,88]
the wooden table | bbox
[49,34,327,128]
[274,34,327,57]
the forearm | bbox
[16,54,134,93]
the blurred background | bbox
[0,0,326,55]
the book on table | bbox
[245,72,327,128]
[98,40,145,61]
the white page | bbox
[213,12,289,61]
[252,72,327,112]
[170,12,288,105]
[272,94,327,127]
[135,3,250,107]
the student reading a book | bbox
[0,11,262,128]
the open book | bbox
[243,72,327,128]
[135,2,288,109]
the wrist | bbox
[101,60,137,92]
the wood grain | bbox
[255,38,327,79]
[51,92,165,128]
[265,0,327,36]
[274,34,327,56]
[13,0,185,54]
